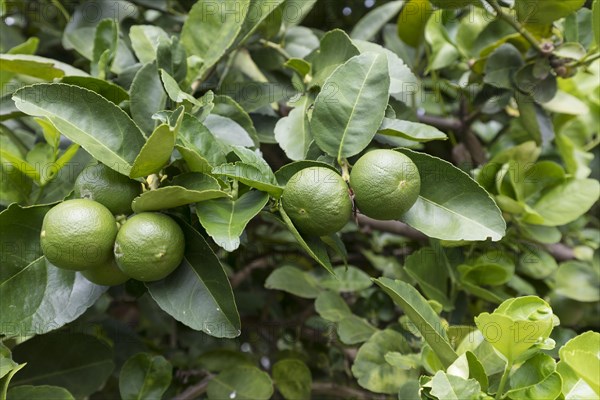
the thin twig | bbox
[230,257,273,288]
[172,375,213,400]
[418,114,463,132]
[356,214,427,242]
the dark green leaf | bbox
[207,366,273,400]
[310,29,360,88]
[13,83,146,175]
[12,332,114,398]
[272,359,312,400]
[312,52,390,160]
[404,247,452,309]
[484,44,524,89]
[0,54,88,80]
[60,76,129,105]
[515,0,586,25]
[119,353,172,400]
[130,62,168,134]
[7,385,75,400]
[147,221,241,338]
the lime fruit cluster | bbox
[350,150,421,220]
[282,166,352,237]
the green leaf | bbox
[178,113,228,167]
[130,62,168,134]
[351,1,404,41]
[235,0,286,45]
[518,246,558,279]
[425,10,460,71]
[445,352,488,392]
[157,37,188,84]
[337,315,378,345]
[274,96,313,161]
[317,266,372,292]
[278,207,334,274]
[129,25,169,64]
[378,118,447,142]
[119,353,172,400]
[130,108,183,178]
[517,95,555,146]
[474,296,557,363]
[397,149,506,242]
[559,331,600,396]
[207,366,273,400]
[397,0,433,47]
[181,0,250,79]
[351,329,414,394]
[7,385,75,400]
[557,360,598,400]
[374,277,458,368]
[132,175,228,213]
[264,266,320,299]
[553,261,600,302]
[13,83,146,175]
[0,54,88,80]
[60,76,129,105]
[204,114,255,148]
[272,359,312,400]
[196,190,268,252]
[159,69,199,107]
[92,19,118,79]
[594,0,600,46]
[484,44,524,89]
[515,0,586,25]
[458,251,515,287]
[147,221,241,338]
[198,349,253,373]
[314,291,352,322]
[515,64,557,104]
[212,163,283,197]
[424,371,482,400]
[12,332,114,398]
[527,179,600,226]
[310,29,360,88]
[212,95,259,146]
[0,363,26,400]
[312,52,390,160]
[0,204,106,335]
[0,344,17,380]
[506,353,562,399]
[404,247,451,309]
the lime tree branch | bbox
[483,0,549,55]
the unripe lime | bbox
[81,258,130,286]
[74,163,141,215]
[40,199,118,270]
[282,167,352,236]
[114,213,185,282]
[350,150,420,220]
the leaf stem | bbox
[49,0,70,22]
[339,159,350,183]
[496,361,513,400]
[484,0,548,55]
[259,39,292,60]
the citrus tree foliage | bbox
[1,0,599,398]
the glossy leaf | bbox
[379,118,446,142]
[265,266,321,299]
[0,54,88,80]
[13,83,146,175]
[506,353,562,399]
[351,329,414,394]
[515,0,586,25]
[0,204,106,335]
[310,29,360,88]
[312,52,390,160]
[147,221,241,338]
[12,332,114,398]
[119,353,172,400]
[425,10,460,71]
[181,0,250,78]
[272,359,312,400]
[398,149,506,242]
[351,1,404,41]
[274,96,312,161]
[425,371,482,400]
[7,385,75,400]
[129,25,169,64]
[374,277,458,368]
[207,366,273,400]
[484,44,524,89]
[60,76,129,105]
[559,331,600,395]
[557,360,598,399]
[130,62,167,134]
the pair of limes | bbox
[40,164,185,285]
[282,150,421,236]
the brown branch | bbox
[418,114,463,132]
[546,243,575,262]
[356,214,427,242]
[311,382,386,399]
[230,257,273,288]
[172,375,213,400]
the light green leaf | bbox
[272,359,312,400]
[274,96,313,161]
[557,360,598,400]
[515,0,586,25]
[553,261,600,302]
[130,62,167,134]
[398,149,506,242]
[374,277,458,368]
[91,19,118,79]
[181,0,250,78]
[119,353,172,400]
[337,315,378,345]
[425,10,460,71]
[379,118,446,142]
[312,52,390,160]
[559,331,600,396]
[7,385,75,400]
[458,251,515,287]
[0,54,88,80]
[197,190,268,252]
[129,25,169,64]
[207,366,273,400]
[0,204,106,335]
[351,329,414,394]
[265,266,321,299]
[132,175,228,213]
[13,83,146,175]
[317,266,372,292]
[315,291,351,322]
[147,221,241,338]
[425,371,481,400]
[177,113,227,167]
[527,179,600,226]
[351,1,404,41]
[506,353,562,399]
[518,246,558,279]
[12,332,114,398]
[212,95,259,146]
[204,114,254,148]
[594,0,600,46]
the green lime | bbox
[74,163,141,215]
[282,167,352,236]
[41,199,118,271]
[114,213,185,282]
[81,258,130,286]
[350,149,421,220]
